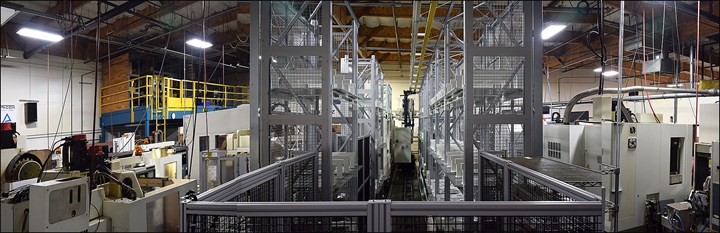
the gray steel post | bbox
[249,1,261,166]
[322,0,333,201]
[444,176,451,201]
[370,55,378,198]
[462,0,475,202]
[352,22,359,153]
[503,162,510,201]
[528,0,544,156]
[613,2,625,231]
[367,199,391,232]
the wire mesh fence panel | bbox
[474,123,525,157]
[285,156,316,201]
[269,1,322,47]
[480,156,504,201]
[472,1,525,48]
[269,56,323,116]
[228,178,277,202]
[186,215,366,233]
[392,215,600,232]
[510,170,576,201]
[269,124,322,162]
[471,56,525,115]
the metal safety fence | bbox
[196,151,317,202]
[182,200,603,232]
[183,150,604,232]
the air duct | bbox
[562,86,720,124]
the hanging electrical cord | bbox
[203,1,210,146]
[596,0,608,95]
[90,1,102,147]
[189,1,210,178]
[107,2,114,142]
[695,0,700,126]
[115,8,178,153]
[642,10,661,123]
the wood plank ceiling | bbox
[1,1,718,83]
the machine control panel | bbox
[29,177,89,232]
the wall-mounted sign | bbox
[1,104,16,123]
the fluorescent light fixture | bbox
[415,53,422,56]
[541,24,566,40]
[16,28,63,42]
[593,67,602,73]
[417,33,425,37]
[602,70,618,77]
[186,38,212,49]
[666,83,683,88]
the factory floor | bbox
[378,161,424,201]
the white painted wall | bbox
[542,68,720,124]
[1,49,101,150]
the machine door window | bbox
[669,137,683,185]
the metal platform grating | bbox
[507,157,602,188]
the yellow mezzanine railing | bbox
[100,75,249,141]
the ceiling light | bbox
[593,67,602,73]
[655,55,660,59]
[541,24,566,40]
[418,33,425,37]
[415,53,422,56]
[186,38,212,49]
[666,83,683,88]
[16,28,63,42]
[602,70,618,77]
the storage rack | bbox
[417,1,546,201]
[250,1,389,201]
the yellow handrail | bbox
[100,75,249,119]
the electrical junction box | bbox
[29,177,89,232]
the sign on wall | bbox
[1,104,16,123]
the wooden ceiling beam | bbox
[92,1,196,40]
